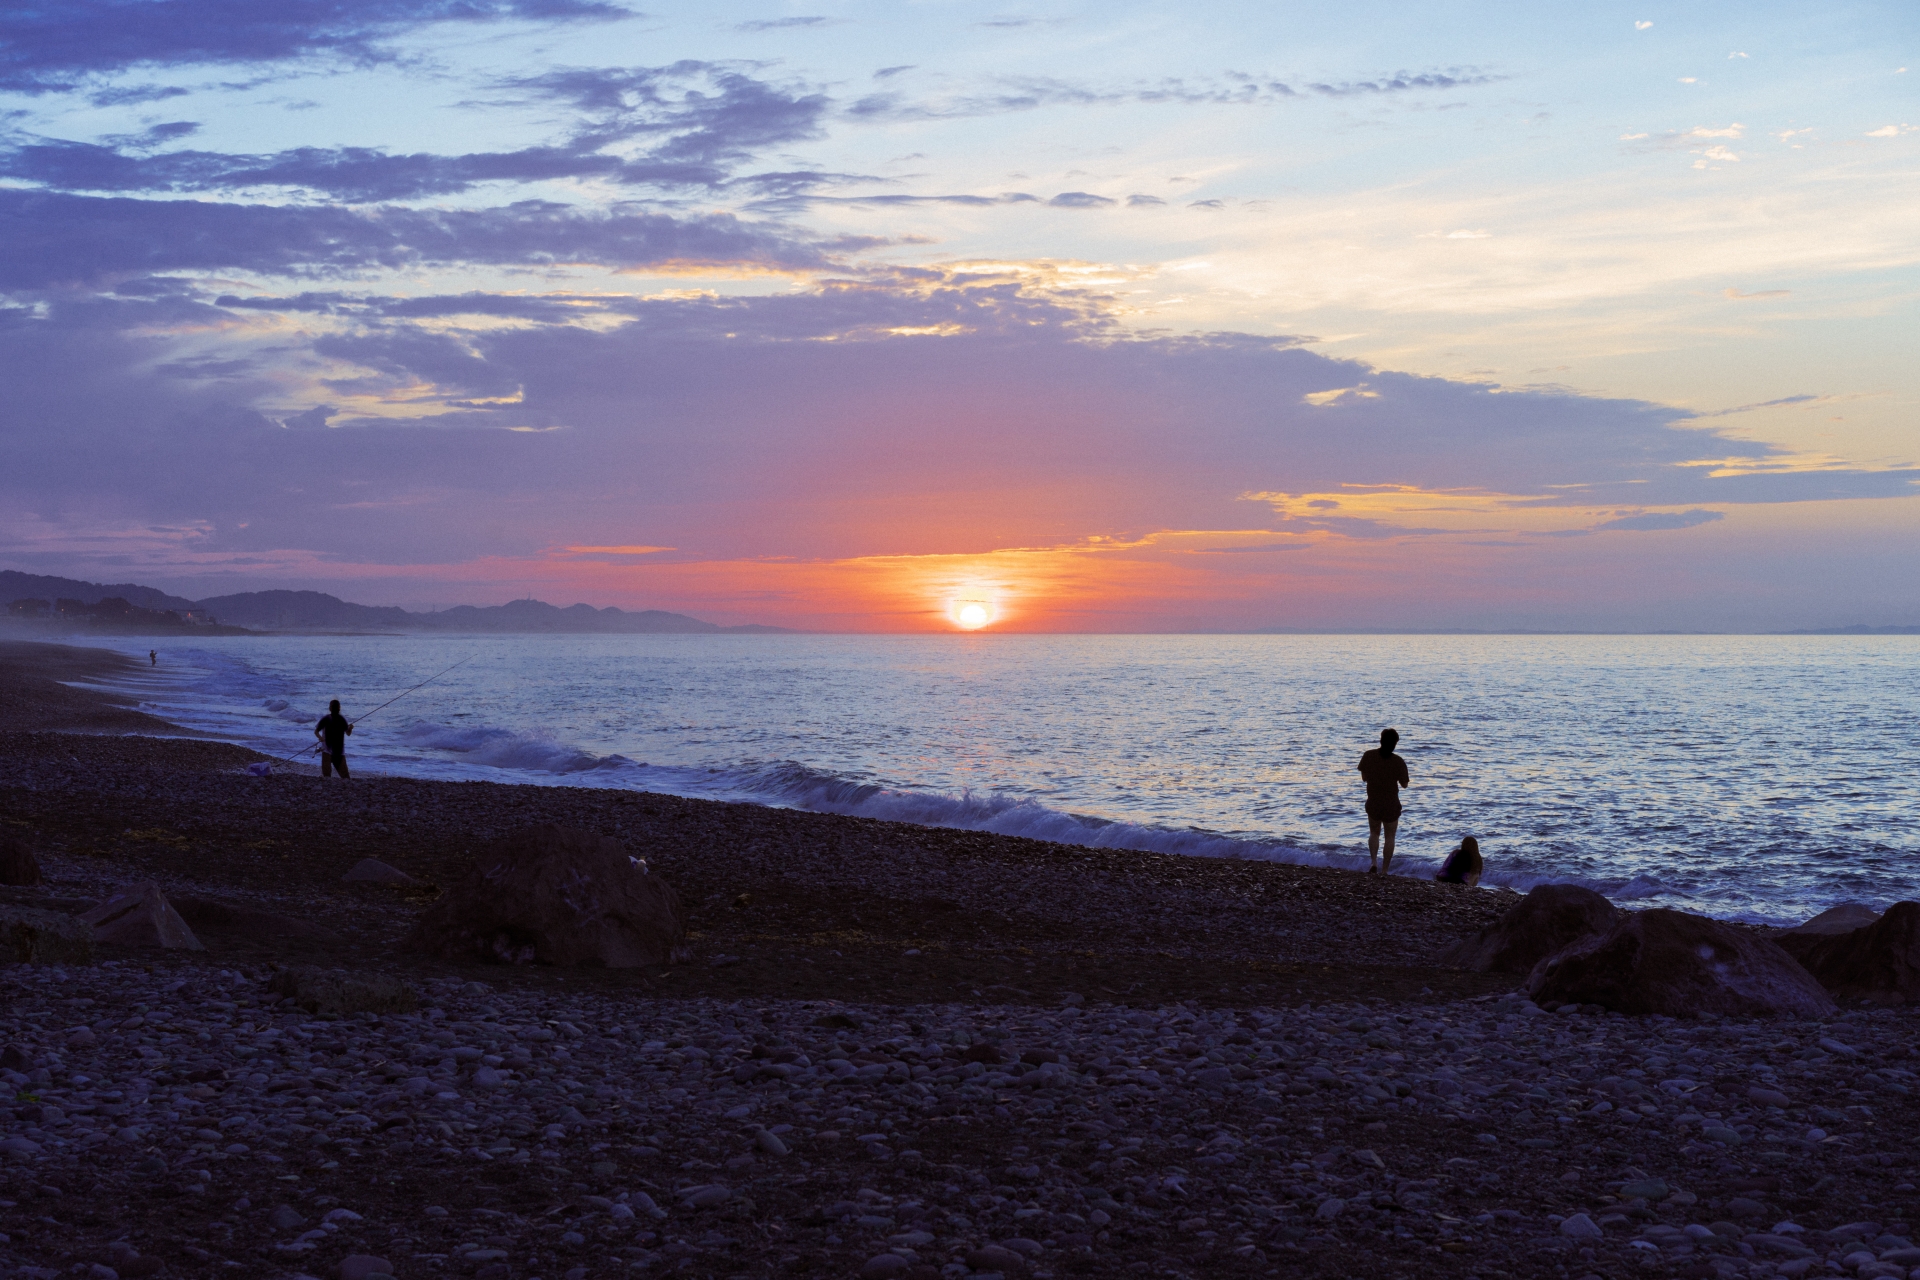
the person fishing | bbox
[1357,727,1409,874]
[314,699,354,779]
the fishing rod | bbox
[277,654,475,766]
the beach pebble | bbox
[1561,1214,1604,1239]
[339,1257,395,1280]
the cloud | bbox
[1635,20,1653,29]
[1048,191,1115,209]
[0,0,628,93]
[734,16,834,32]
[1126,193,1166,207]
[0,190,837,289]
[1864,124,1915,138]
[1722,287,1789,300]
[1590,509,1723,532]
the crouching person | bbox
[1435,835,1483,887]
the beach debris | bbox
[244,761,273,777]
[77,881,203,951]
[404,825,686,967]
[1775,900,1920,1003]
[265,964,419,1015]
[1528,907,1834,1018]
[341,857,419,886]
[1438,883,1616,975]
[0,834,45,885]
[0,903,93,963]
[1778,901,1882,936]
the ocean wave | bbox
[399,721,639,775]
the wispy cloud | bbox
[734,15,835,32]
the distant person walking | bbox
[1357,728,1408,873]
[149,650,156,666]
[314,699,353,779]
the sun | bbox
[955,601,992,630]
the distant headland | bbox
[0,571,790,636]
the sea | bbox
[75,632,1920,926]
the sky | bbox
[0,0,1915,632]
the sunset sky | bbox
[1,0,1914,630]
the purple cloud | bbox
[0,0,628,93]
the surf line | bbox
[276,655,475,767]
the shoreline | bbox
[2,640,1916,1280]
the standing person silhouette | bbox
[1357,728,1408,873]
[314,699,353,779]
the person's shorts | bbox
[1365,800,1402,823]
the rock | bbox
[0,903,94,964]
[859,1256,909,1278]
[0,835,44,886]
[1526,908,1834,1018]
[964,1245,1027,1272]
[1315,1197,1345,1219]
[173,897,344,946]
[1726,1197,1768,1219]
[1620,1179,1670,1201]
[404,826,686,968]
[266,966,418,1015]
[1779,902,1882,936]
[1748,1086,1791,1107]
[78,881,203,950]
[340,1257,394,1280]
[342,858,418,886]
[268,1203,306,1230]
[1439,884,1617,975]
[753,1128,788,1156]
[1774,902,1920,1003]
[1560,1213,1604,1239]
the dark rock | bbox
[341,857,418,886]
[0,903,93,963]
[1774,901,1920,1003]
[962,1043,1008,1065]
[1778,902,1881,936]
[1527,908,1834,1018]
[1438,884,1617,974]
[266,965,417,1015]
[0,835,44,886]
[174,897,345,945]
[79,881,204,950]
[404,825,686,968]
[964,1244,1028,1272]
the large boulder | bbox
[0,904,93,964]
[1774,902,1920,1004]
[1439,884,1617,974]
[0,836,44,886]
[1779,902,1881,937]
[79,882,204,951]
[405,826,686,968]
[1528,908,1834,1018]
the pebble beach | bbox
[1,641,1917,1280]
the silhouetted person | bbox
[1357,727,1408,873]
[1435,835,1483,887]
[149,650,156,666]
[315,699,353,779]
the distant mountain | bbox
[1,570,198,613]
[192,590,789,634]
[194,590,416,631]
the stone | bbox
[1779,902,1882,936]
[1560,1213,1604,1239]
[404,826,687,968]
[79,881,204,950]
[1774,902,1920,1003]
[0,903,93,964]
[1315,1197,1345,1219]
[859,1256,909,1278]
[339,1257,394,1280]
[964,1245,1027,1272]
[753,1129,788,1156]
[0,835,44,886]
[173,897,344,946]
[1439,884,1617,975]
[266,966,418,1015]
[342,858,418,886]
[1620,1179,1670,1201]
[1527,908,1835,1018]
[268,1203,307,1230]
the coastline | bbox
[2,640,1915,1280]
